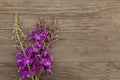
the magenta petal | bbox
[34,42,41,48]
[28,29,36,35]
[42,50,48,57]
[33,47,39,53]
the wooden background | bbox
[0,0,120,80]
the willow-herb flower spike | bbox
[13,13,59,80]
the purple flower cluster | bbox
[16,22,55,80]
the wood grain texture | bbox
[0,0,120,80]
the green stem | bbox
[35,75,38,80]
[14,13,34,80]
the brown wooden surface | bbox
[0,0,120,80]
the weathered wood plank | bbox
[0,0,120,80]
[0,0,119,18]
[1,17,120,62]
[1,62,120,80]
[0,62,80,80]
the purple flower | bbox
[22,71,30,78]
[46,65,52,73]
[43,58,51,66]
[42,50,48,57]
[33,47,39,53]
[16,51,24,59]
[38,65,44,71]
[26,47,33,55]
[34,42,41,48]
[28,29,36,35]
[45,36,50,42]
[18,66,25,72]
[28,36,35,41]
[23,57,31,66]
[34,33,42,41]
[15,20,57,80]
